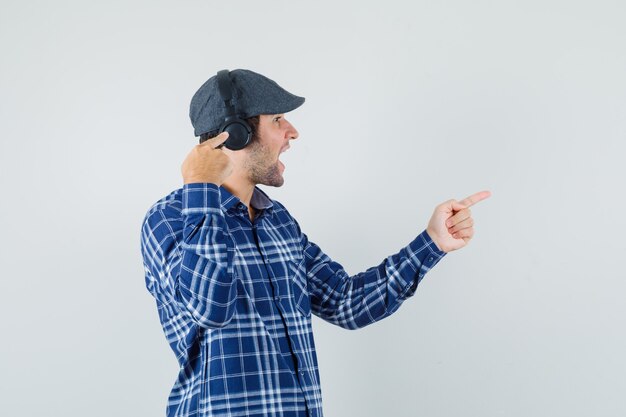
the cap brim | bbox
[245,95,305,118]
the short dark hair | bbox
[198,115,260,145]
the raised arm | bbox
[141,182,238,329]
[141,133,240,329]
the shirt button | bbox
[428,256,434,262]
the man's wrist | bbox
[426,227,446,253]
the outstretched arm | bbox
[295,190,491,329]
[295,222,446,329]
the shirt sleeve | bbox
[294,220,447,330]
[141,183,238,329]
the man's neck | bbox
[221,173,255,212]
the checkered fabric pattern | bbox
[140,183,446,417]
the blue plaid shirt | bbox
[140,183,446,417]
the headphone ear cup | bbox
[220,118,252,150]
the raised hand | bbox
[181,132,233,186]
[426,190,491,253]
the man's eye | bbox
[273,117,281,122]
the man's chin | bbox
[263,178,284,187]
[264,165,284,187]
[251,164,284,187]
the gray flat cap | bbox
[189,69,305,137]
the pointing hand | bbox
[426,190,491,253]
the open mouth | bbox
[278,145,290,169]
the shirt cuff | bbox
[406,229,447,283]
[182,183,222,215]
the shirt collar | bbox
[219,185,274,214]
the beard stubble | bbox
[245,140,284,187]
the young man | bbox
[140,69,490,417]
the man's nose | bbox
[286,120,299,140]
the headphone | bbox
[207,69,252,150]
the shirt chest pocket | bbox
[287,258,311,318]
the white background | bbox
[1,1,625,416]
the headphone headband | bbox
[216,70,236,117]
[211,69,252,150]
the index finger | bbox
[200,131,229,149]
[458,190,492,208]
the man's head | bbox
[190,69,304,144]
[190,69,303,187]
[199,113,299,188]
